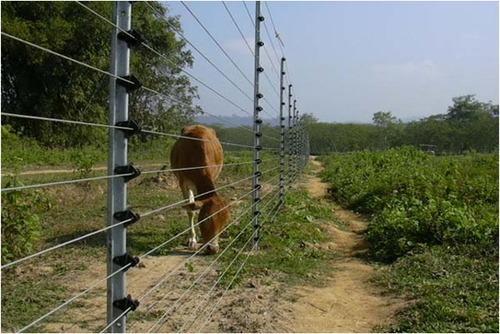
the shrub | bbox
[1,178,49,264]
[320,147,498,261]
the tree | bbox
[372,111,398,128]
[300,113,318,126]
[446,95,484,121]
[1,2,199,147]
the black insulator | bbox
[114,163,141,182]
[113,253,140,271]
[113,295,139,313]
[113,209,140,227]
[117,74,142,93]
[115,120,141,138]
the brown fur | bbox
[198,195,231,254]
[170,125,230,253]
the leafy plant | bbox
[320,147,498,261]
[1,178,49,264]
[71,150,97,180]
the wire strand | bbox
[195,201,283,332]
[1,168,277,270]
[17,263,131,333]
[1,172,132,193]
[142,1,254,104]
[0,112,279,150]
[147,185,281,332]
[0,32,132,84]
[180,1,252,86]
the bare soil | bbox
[282,157,404,332]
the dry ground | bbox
[280,158,404,332]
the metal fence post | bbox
[107,1,132,332]
[279,57,286,205]
[296,109,301,174]
[252,1,263,248]
[292,99,297,181]
[287,84,292,188]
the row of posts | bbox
[105,1,309,332]
[252,0,309,250]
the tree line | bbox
[303,95,498,155]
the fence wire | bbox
[1,2,308,333]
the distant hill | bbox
[195,114,279,127]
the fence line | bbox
[1,1,309,332]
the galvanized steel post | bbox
[287,84,292,188]
[252,1,264,248]
[279,57,286,205]
[292,99,297,181]
[107,1,131,332]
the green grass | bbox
[375,245,498,333]
[217,189,338,287]
[320,147,499,332]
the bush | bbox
[320,147,498,261]
[1,178,49,264]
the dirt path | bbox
[284,157,403,332]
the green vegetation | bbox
[218,190,337,287]
[306,95,498,154]
[320,147,499,332]
[1,2,199,147]
[1,179,49,263]
[376,245,498,333]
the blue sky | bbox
[165,1,498,123]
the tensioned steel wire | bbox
[99,180,281,333]
[0,31,280,145]
[13,171,276,332]
[1,166,279,270]
[193,201,283,332]
[14,173,280,333]
[1,159,278,192]
[150,187,282,332]
[0,112,278,151]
